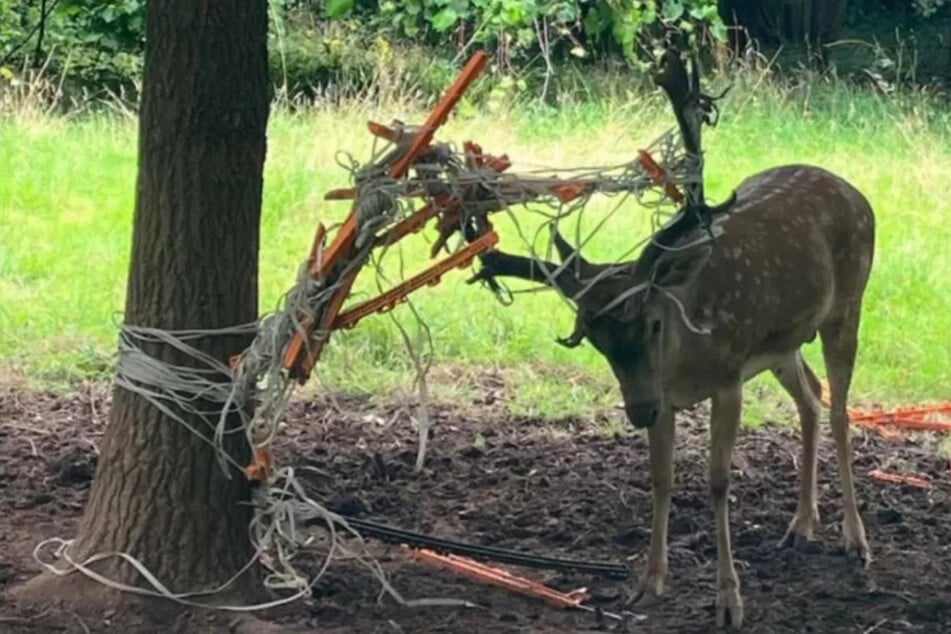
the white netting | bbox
[35,102,711,613]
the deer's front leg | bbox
[710,383,744,629]
[637,408,676,599]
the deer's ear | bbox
[653,245,712,289]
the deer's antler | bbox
[652,49,730,160]
[467,249,584,299]
[468,247,591,347]
[469,228,645,347]
[639,48,735,270]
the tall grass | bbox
[1,60,950,423]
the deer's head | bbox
[469,46,725,427]
[474,230,711,428]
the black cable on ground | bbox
[307,514,632,579]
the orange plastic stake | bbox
[426,142,510,257]
[282,52,491,383]
[325,121,438,201]
[326,120,440,201]
[389,51,489,179]
[367,120,402,142]
[324,185,429,202]
[849,403,951,433]
[463,141,510,171]
[324,187,356,201]
[306,222,328,277]
[292,265,361,382]
[817,382,951,437]
[281,210,360,376]
[550,182,594,204]
[868,417,951,433]
[869,469,931,489]
[334,231,499,331]
[317,214,360,279]
[464,140,484,168]
[244,447,273,482]
[364,142,511,259]
[368,120,435,158]
[486,154,511,172]
[374,194,455,249]
[271,223,331,376]
[405,546,589,610]
[637,149,684,204]
[429,201,468,258]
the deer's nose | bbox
[626,402,660,428]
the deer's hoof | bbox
[625,568,666,607]
[778,510,821,552]
[716,586,744,629]
[841,519,872,568]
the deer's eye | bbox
[650,318,663,337]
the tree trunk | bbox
[12,0,271,617]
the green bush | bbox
[366,0,728,69]
[1,0,730,104]
[2,0,947,107]
[913,0,949,17]
[269,17,378,99]
[0,0,145,100]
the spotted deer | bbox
[470,53,876,629]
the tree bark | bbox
[12,0,271,615]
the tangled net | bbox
[36,50,724,612]
[211,105,704,603]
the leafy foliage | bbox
[370,0,728,68]
[0,0,145,97]
[1,0,948,105]
[913,0,949,17]
[1,0,727,97]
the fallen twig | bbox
[68,611,91,634]
[862,618,889,634]
[0,422,57,436]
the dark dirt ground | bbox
[1,377,950,634]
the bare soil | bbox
[1,378,950,633]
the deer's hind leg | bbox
[771,351,823,548]
[819,308,871,566]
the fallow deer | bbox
[469,52,876,629]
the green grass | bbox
[2,75,951,424]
